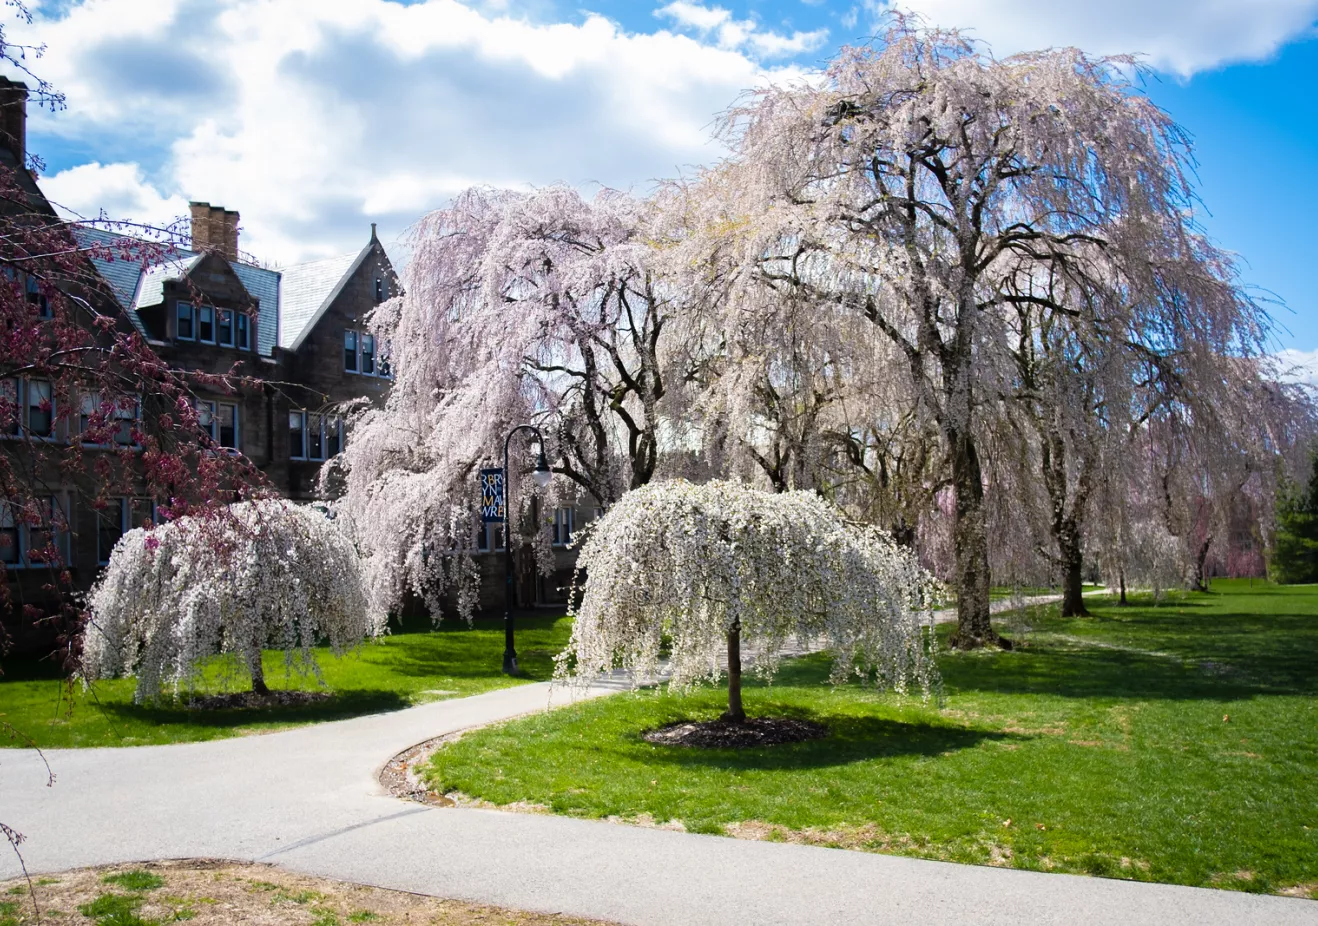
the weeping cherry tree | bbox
[556,480,940,723]
[82,500,383,702]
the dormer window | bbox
[177,302,196,340]
[218,309,234,347]
[198,306,215,344]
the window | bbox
[552,507,574,546]
[2,379,56,438]
[289,412,342,461]
[177,302,195,340]
[344,330,358,372]
[477,523,490,551]
[79,394,138,446]
[198,306,215,343]
[307,413,323,460]
[1,496,69,569]
[217,402,238,449]
[345,329,391,378]
[1,378,18,436]
[361,334,375,375]
[236,312,251,351]
[195,399,216,441]
[25,380,52,438]
[97,500,125,565]
[0,503,17,565]
[289,410,306,459]
[96,497,155,565]
[218,309,234,347]
[25,275,51,319]
[375,278,384,303]
[325,416,342,457]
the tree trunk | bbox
[250,654,270,696]
[1118,568,1128,606]
[1058,517,1089,618]
[947,434,1010,650]
[721,622,745,723]
[1193,536,1212,592]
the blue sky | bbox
[7,0,1318,372]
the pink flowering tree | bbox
[684,18,1291,647]
[336,186,684,618]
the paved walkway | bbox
[4,609,1316,925]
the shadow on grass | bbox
[96,689,413,730]
[630,707,1022,772]
[372,609,568,683]
[960,604,1318,700]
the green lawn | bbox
[0,609,572,748]
[424,580,1318,896]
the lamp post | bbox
[502,424,553,675]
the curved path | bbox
[4,673,1315,926]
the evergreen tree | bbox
[1272,448,1318,584]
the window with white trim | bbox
[177,302,195,340]
[344,330,358,373]
[218,309,234,347]
[343,329,392,378]
[551,507,574,546]
[1,496,70,568]
[194,400,239,449]
[289,412,342,461]
[2,378,55,438]
[236,312,251,351]
[79,393,139,446]
[198,305,215,343]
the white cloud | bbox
[749,27,828,58]
[6,0,808,265]
[1275,349,1318,388]
[656,1,828,60]
[877,0,1318,76]
[656,1,731,32]
[39,162,189,229]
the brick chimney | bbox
[0,77,27,165]
[188,201,240,261]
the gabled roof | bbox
[73,227,280,357]
[133,253,205,309]
[278,242,373,352]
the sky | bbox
[5,0,1318,379]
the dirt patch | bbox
[723,819,916,853]
[0,858,617,925]
[642,717,827,749]
[187,690,334,710]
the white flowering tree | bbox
[82,500,384,702]
[557,480,940,723]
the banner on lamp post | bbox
[480,468,506,523]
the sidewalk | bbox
[3,672,1314,925]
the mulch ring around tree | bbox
[642,717,827,748]
[187,689,335,710]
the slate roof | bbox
[73,227,281,357]
[278,245,370,351]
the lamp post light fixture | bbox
[502,424,553,676]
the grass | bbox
[0,609,572,748]
[424,580,1318,895]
